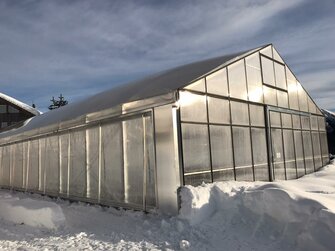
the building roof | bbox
[0,92,41,116]
[0,44,267,138]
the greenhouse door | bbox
[268,109,299,181]
[122,112,156,211]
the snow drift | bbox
[180,164,335,251]
[0,162,335,250]
[0,192,65,229]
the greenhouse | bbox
[0,44,329,214]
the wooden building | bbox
[0,93,41,130]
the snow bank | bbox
[1,163,335,250]
[179,163,335,251]
[0,192,65,229]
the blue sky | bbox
[0,0,334,111]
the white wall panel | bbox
[69,130,86,198]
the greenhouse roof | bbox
[0,44,267,138]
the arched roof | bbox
[0,44,267,138]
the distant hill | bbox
[321,109,335,155]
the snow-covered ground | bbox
[1,162,335,250]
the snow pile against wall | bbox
[180,162,335,251]
[1,163,335,250]
[0,191,65,229]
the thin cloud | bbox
[0,0,334,111]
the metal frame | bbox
[0,43,329,215]
[178,44,328,185]
[204,78,214,183]
[0,108,159,212]
[266,105,326,180]
[179,88,266,183]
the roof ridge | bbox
[0,92,42,116]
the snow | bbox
[1,162,335,250]
[0,92,41,116]
[0,192,65,229]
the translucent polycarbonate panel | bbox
[59,134,69,195]
[245,53,261,70]
[1,146,10,186]
[210,125,233,170]
[322,157,329,166]
[231,101,249,125]
[286,68,299,110]
[246,53,263,103]
[86,127,100,200]
[101,122,124,203]
[0,148,2,179]
[308,97,317,114]
[271,129,285,180]
[249,104,265,127]
[228,60,248,100]
[314,156,322,170]
[273,162,285,180]
[123,117,145,206]
[182,123,210,173]
[213,169,235,182]
[184,173,212,186]
[254,164,269,181]
[38,138,46,192]
[281,113,292,128]
[22,142,28,189]
[277,90,288,108]
[12,143,23,189]
[69,130,86,198]
[263,86,277,106]
[261,57,275,86]
[179,91,207,122]
[273,47,284,64]
[301,116,310,130]
[260,46,273,58]
[0,148,3,185]
[184,78,206,92]
[292,115,301,129]
[283,130,297,179]
[274,63,286,90]
[318,117,326,131]
[286,66,295,81]
[144,115,156,208]
[8,145,13,187]
[154,104,181,214]
[44,136,60,194]
[297,83,308,112]
[305,158,314,174]
[251,128,268,165]
[293,131,305,177]
[27,139,39,191]
[302,131,314,173]
[232,127,252,169]
[208,97,230,124]
[310,116,318,130]
[206,68,228,96]
[251,128,269,180]
[270,111,281,128]
[312,132,322,170]
[235,166,254,181]
[320,132,329,157]
[247,80,264,103]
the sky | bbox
[0,0,334,112]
